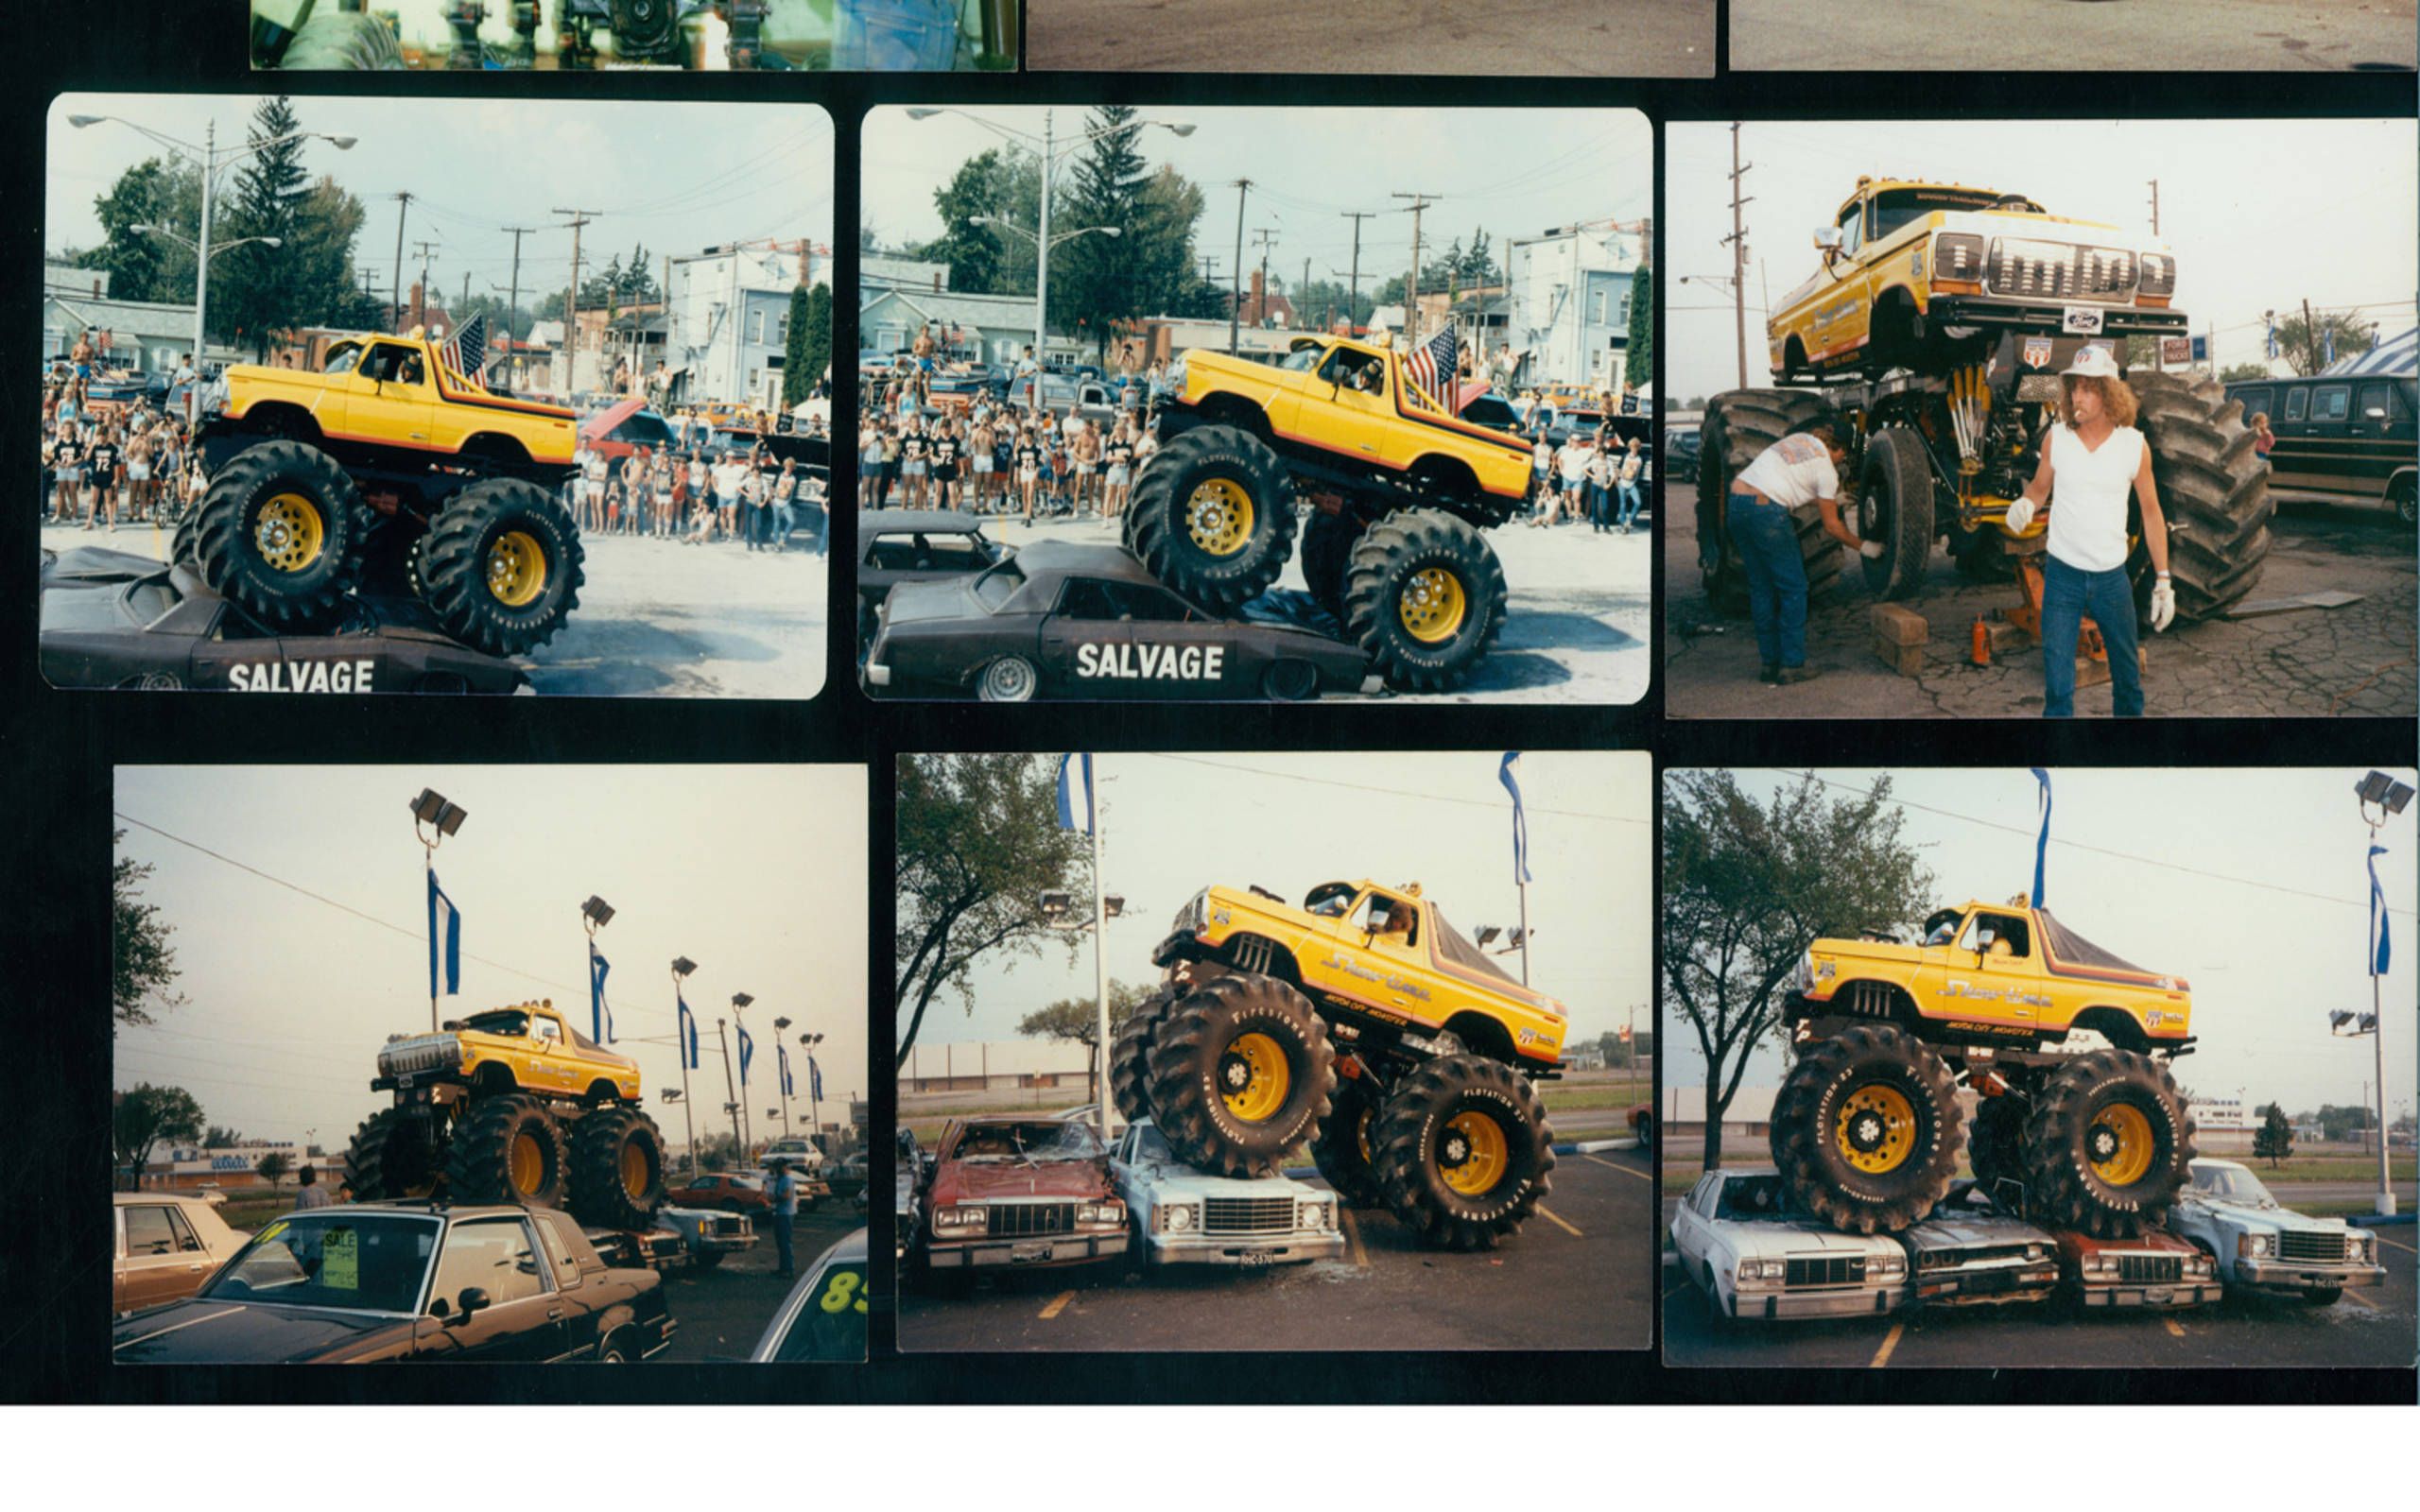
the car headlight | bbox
[1077,1200,1125,1228]
[932,1205,986,1233]
[2026,1244,2048,1262]
[2188,1254,2215,1278]
[2238,1233,2273,1259]
[1297,1198,1332,1230]
[1871,1253,1905,1279]
[2343,1232,2373,1263]
[2083,1254,2110,1278]
[1157,1203,1197,1234]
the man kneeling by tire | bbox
[1726,416,1874,686]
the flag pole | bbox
[717,1019,742,1167]
[1091,757,1114,1142]
[674,969,696,1180]
[424,841,440,1033]
[1516,865,1530,988]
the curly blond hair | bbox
[2059,373,2140,429]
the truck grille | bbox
[1987,238,2139,302]
[1203,1197,1297,1236]
[2117,1253,2182,1284]
[376,1034,461,1078]
[1786,1256,1868,1288]
[2278,1230,2349,1263]
[984,1203,1074,1239]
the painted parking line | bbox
[2374,1233,2416,1256]
[1037,1291,1077,1320]
[1534,1203,1583,1238]
[1584,1153,1653,1182]
[2163,1317,2187,1339]
[2338,1288,2378,1311]
[1662,1278,1691,1301]
[1339,1209,1370,1268]
[1868,1322,1904,1368]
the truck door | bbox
[1313,348,1401,471]
[1348,888,1441,1026]
[528,1014,579,1094]
[1039,576,1135,693]
[1952,910,2041,1037]
[342,341,441,451]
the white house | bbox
[664,244,808,408]
[1508,223,1645,393]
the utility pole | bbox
[2303,296,2319,374]
[409,241,439,328]
[2146,179,2161,236]
[500,226,534,391]
[1250,227,1279,328]
[1392,191,1441,342]
[1725,123,1754,390]
[389,191,414,335]
[716,1019,743,1166]
[554,207,600,394]
[1227,179,1253,354]
[1340,210,1374,334]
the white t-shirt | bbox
[712,461,749,500]
[1733,432,1840,507]
[1557,444,1589,483]
[1586,453,1614,486]
[2044,422,2146,574]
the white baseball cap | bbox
[2060,345,2123,380]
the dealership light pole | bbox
[797,1031,826,1144]
[408,788,467,1032]
[670,956,699,1177]
[716,1018,743,1166]
[2356,770,2412,1215]
[68,112,355,421]
[773,1016,796,1140]
[731,992,755,1158]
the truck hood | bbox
[2176,1195,2344,1233]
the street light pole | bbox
[2356,769,2413,1216]
[1035,109,1053,368]
[717,1018,743,1165]
[672,960,697,1178]
[191,117,215,412]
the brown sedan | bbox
[114,1193,245,1315]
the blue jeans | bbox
[1586,481,1613,528]
[770,1209,796,1274]
[771,503,795,544]
[1616,480,1642,528]
[1727,491,1807,669]
[2040,554,2143,717]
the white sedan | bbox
[1109,1118,1346,1270]
[1670,1167,1908,1322]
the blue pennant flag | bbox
[778,1043,794,1097]
[1056,753,1095,834]
[2265,316,2280,359]
[2369,844,2393,977]
[427,870,461,998]
[2031,768,2053,905]
[2323,325,2337,368]
[809,1055,823,1103]
[676,991,700,1071]
[737,1024,754,1088]
[1499,752,1532,885]
[588,942,614,1043]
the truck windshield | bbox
[1871,187,2017,242]
[1276,345,1324,372]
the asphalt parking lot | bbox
[1731,0,2416,72]
[1028,0,1714,76]
[1658,1191,2419,1369]
[898,1143,1651,1353]
[1659,484,2417,719]
[954,509,1650,705]
[656,1204,863,1362]
[38,523,829,699]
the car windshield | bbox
[954,1122,1104,1163]
[322,343,363,376]
[2194,1164,2279,1207]
[970,559,1026,611]
[768,1252,868,1363]
[1716,1176,1790,1221]
[201,1212,438,1314]
[1130,1126,1176,1163]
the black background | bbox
[3,1,2412,1405]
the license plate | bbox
[2063,307,2105,335]
[397,1074,413,1089]
[2143,1286,2172,1303]
[1010,1241,1053,1263]
[1238,1248,1278,1267]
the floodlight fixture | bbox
[1039,889,1073,919]
[774,1016,792,1032]
[671,956,697,978]
[409,787,467,836]
[1103,894,1126,919]
[580,895,615,930]
[661,1090,683,1103]
[1474,926,1502,947]
[732,992,754,1010]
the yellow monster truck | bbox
[1698,176,2269,622]
[180,330,584,657]
[1108,879,1565,1251]
[342,1000,668,1230]
[1774,896,2198,1239]
[1128,335,1535,691]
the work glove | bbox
[2003,496,2037,534]
[2149,574,2176,632]
[1858,540,1884,559]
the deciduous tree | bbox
[113,830,184,1033]
[1019,980,1152,1108]
[2253,1102,2293,1168]
[114,1084,204,1191]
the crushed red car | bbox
[916,1115,1127,1276]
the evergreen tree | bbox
[2253,1102,2294,1168]
[782,283,832,406]
[1052,106,1153,354]
[1623,257,1653,394]
[216,96,312,358]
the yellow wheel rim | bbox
[620,1141,650,1200]
[2088,1102,2156,1188]
[253,492,326,573]
[1397,566,1468,644]
[1835,1084,1916,1176]
[486,529,547,608]
[1354,1105,1374,1167]
[1184,478,1254,557]
[509,1130,545,1195]
[1218,1032,1290,1124]
[1438,1110,1509,1197]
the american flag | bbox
[1402,324,1458,404]
[441,312,489,391]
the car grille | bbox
[2117,1253,2183,1284]
[710,1215,747,1238]
[1787,1256,1868,1288]
[1928,1242,2031,1269]
[2278,1230,2349,1263]
[1987,238,2139,302]
[984,1203,1074,1239]
[1203,1197,1297,1236]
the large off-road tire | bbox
[169,508,199,570]
[2021,1049,2194,1238]
[1126,424,1299,611]
[1966,1094,2029,1211]
[1299,504,1357,619]
[444,1095,569,1210]
[1144,972,1336,1178]
[2134,371,2272,621]
[1771,1022,1962,1235]
[568,1105,668,1230]
[193,439,371,632]
[343,1107,441,1201]
[1371,1055,1555,1251]
[278,11,406,70]
[1309,1071,1387,1209]
[1857,425,1937,598]
[1108,988,1178,1126]
[420,477,584,657]
[1697,389,1845,615]
[1341,507,1508,692]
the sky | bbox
[862,104,1651,302]
[1666,766,2420,1123]
[48,93,833,310]
[900,749,1654,1066]
[112,765,867,1158]
[1664,118,2418,401]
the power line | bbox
[1133,755,1649,825]
[1758,771,2418,919]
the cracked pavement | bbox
[1661,481,2416,720]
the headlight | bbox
[2188,1255,2215,1278]
[1873,1253,1905,1279]
[932,1205,986,1233]
[1789,954,1814,993]
[2343,1232,2373,1263]
[1077,1200,1125,1228]
[2026,1244,2048,1262]
[1297,1198,1332,1230]
[2238,1233,2273,1259]
[1157,1203,1197,1234]
[1932,232,1986,284]
[2137,252,2176,298]
[2083,1254,2111,1278]
[1758,1259,1786,1280]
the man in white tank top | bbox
[2003,346,2174,717]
